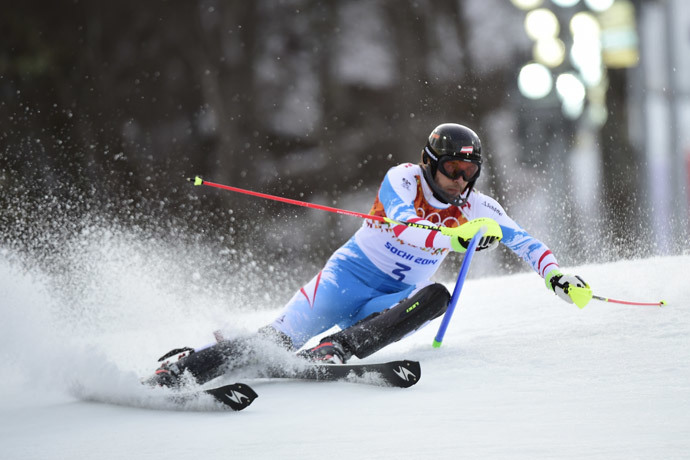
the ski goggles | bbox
[438,156,480,181]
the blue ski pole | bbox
[432,227,486,348]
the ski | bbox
[268,360,421,388]
[170,382,258,411]
[204,383,258,410]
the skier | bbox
[149,123,589,387]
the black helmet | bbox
[421,123,482,206]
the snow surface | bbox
[1,250,689,460]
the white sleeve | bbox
[465,193,559,278]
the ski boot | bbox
[146,361,184,388]
[144,347,196,388]
[298,340,351,364]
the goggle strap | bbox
[424,146,438,162]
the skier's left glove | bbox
[441,217,503,253]
[545,269,592,309]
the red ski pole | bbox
[192,176,386,223]
[190,176,452,234]
[592,295,666,307]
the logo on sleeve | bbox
[482,200,503,216]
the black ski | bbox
[171,382,258,411]
[205,383,258,410]
[268,360,421,388]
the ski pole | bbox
[432,227,486,348]
[191,176,447,233]
[591,295,666,307]
[192,176,384,222]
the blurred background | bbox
[1,0,688,300]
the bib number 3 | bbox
[392,262,411,282]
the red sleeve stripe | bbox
[392,217,423,237]
[537,250,553,271]
[392,225,407,237]
[541,262,558,278]
[425,230,437,248]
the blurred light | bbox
[556,73,586,103]
[598,0,639,68]
[570,12,600,38]
[560,99,584,119]
[586,81,609,126]
[572,45,603,86]
[551,0,580,7]
[511,0,544,10]
[569,12,603,86]
[556,73,586,118]
[584,0,614,12]
[533,37,566,67]
[588,102,608,126]
[518,63,553,99]
[524,9,560,40]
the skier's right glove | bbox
[441,217,503,253]
[545,269,592,309]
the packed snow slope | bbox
[1,248,689,460]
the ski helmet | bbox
[421,123,482,206]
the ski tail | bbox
[387,360,421,388]
[204,383,258,411]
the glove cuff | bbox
[450,237,467,253]
[545,268,563,291]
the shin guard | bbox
[326,283,450,359]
